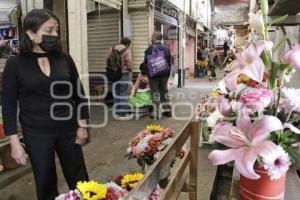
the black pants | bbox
[149,76,171,117]
[209,65,216,77]
[23,129,89,200]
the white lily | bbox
[249,11,265,35]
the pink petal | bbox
[255,40,273,55]
[241,58,265,83]
[212,123,244,148]
[224,70,240,92]
[249,116,283,144]
[238,44,258,65]
[218,80,228,94]
[236,106,251,134]
[218,96,233,116]
[208,149,236,165]
[284,123,300,134]
[235,147,260,179]
[282,44,300,69]
[254,140,280,163]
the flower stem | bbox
[286,109,293,123]
[275,68,288,116]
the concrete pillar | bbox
[20,0,44,15]
[178,10,186,88]
[148,2,155,43]
[43,0,53,10]
[53,0,68,53]
[67,0,90,96]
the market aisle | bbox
[0,77,219,200]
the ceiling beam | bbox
[268,15,300,25]
[269,0,300,15]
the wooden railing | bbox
[124,120,199,200]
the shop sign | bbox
[155,0,179,19]
[167,29,177,39]
[21,0,43,14]
[186,15,196,30]
[123,19,132,39]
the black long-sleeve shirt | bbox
[2,52,89,135]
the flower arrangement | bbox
[196,60,208,69]
[55,190,81,200]
[126,125,180,170]
[77,181,107,200]
[55,172,143,200]
[120,172,144,190]
[199,0,300,191]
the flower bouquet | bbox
[126,125,184,171]
[196,60,208,69]
[56,172,164,200]
[55,172,142,200]
[196,60,208,77]
[204,0,300,199]
[195,91,224,142]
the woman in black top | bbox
[2,9,89,200]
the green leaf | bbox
[268,14,288,27]
[261,50,272,69]
[269,62,280,90]
[272,35,288,54]
[286,147,300,167]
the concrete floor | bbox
[0,71,222,200]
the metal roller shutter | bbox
[95,0,122,10]
[87,6,120,72]
[131,10,150,72]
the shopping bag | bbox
[147,46,170,78]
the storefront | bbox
[0,0,21,156]
[87,0,122,73]
[0,1,20,68]
[185,15,196,79]
[126,0,180,75]
[154,0,179,77]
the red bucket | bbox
[240,165,286,200]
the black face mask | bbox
[38,35,59,52]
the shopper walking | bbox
[209,47,218,80]
[141,32,172,119]
[107,38,132,120]
[2,9,89,200]
[201,44,210,60]
[223,40,229,58]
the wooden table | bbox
[230,166,300,199]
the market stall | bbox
[0,0,22,173]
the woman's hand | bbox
[10,135,27,165]
[75,127,88,145]
[130,89,136,97]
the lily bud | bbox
[260,0,269,16]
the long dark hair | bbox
[19,9,62,53]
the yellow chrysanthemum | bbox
[240,74,251,82]
[210,90,220,97]
[77,181,107,200]
[146,125,163,133]
[121,173,144,189]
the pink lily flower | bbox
[220,40,273,92]
[208,109,283,179]
[217,96,232,117]
[282,44,300,69]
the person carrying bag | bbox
[141,32,172,120]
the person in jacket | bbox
[141,31,172,119]
[108,38,132,120]
[2,9,89,200]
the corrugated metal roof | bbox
[214,0,248,5]
[0,0,17,11]
[0,0,17,26]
